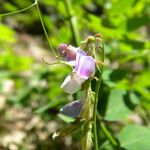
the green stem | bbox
[0,2,36,17]
[35,0,58,59]
[97,113,118,147]
[100,122,118,146]
[63,0,80,46]
[93,36,105,150]
[93,72,102,150]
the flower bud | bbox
[58,43,79,61]
[58,43,68,57]
[95,33,103,37]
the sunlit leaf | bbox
[109,0,136,14]
[118,125,150,150]
[104,89,132,121]
[58,113,75,123]
[0,24,16,43]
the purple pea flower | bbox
[61,50,95,94]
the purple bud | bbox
[58,44,79,61]
[58,44,68,57]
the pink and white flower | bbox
[61,49,95,94]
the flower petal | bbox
[74,50,86,72]
[61,75,80,94]
[75,50,95,79]
[73,73,87,85]
[60,100,84,118]
[65,60,76,66]
[77,56,95,79]
[61,74,86,94]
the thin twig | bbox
[0,2,36,17]
[97,113,118,147]
[100,122,118,146]
[93,36,105,150]
[36,0,58,59]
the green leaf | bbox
[127,15,150,31]
[109,0,136,14]
[2,2,18,12]
[103,69,117,87]
[58,113,75,123]
[120,38,145,50]
[118,125,150,150]
[104,89,132,121]
[0,54,33,71]
[129,92,139,105]
[35,99,62,114]
[0,24,16,43]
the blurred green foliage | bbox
[0,0,150,149]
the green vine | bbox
[0,2,36,17]
[35,0,58,59]
[93,36,105,150]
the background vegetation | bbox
[0,0,150,149]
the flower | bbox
[61,49,95,94]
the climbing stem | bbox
[97,113,118,147]
[100,122,118,146]
[0,0,58,59]
[93,72,102,150]
[36,0,58,59]
[93,36,105,150]
[0,2,36,17]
